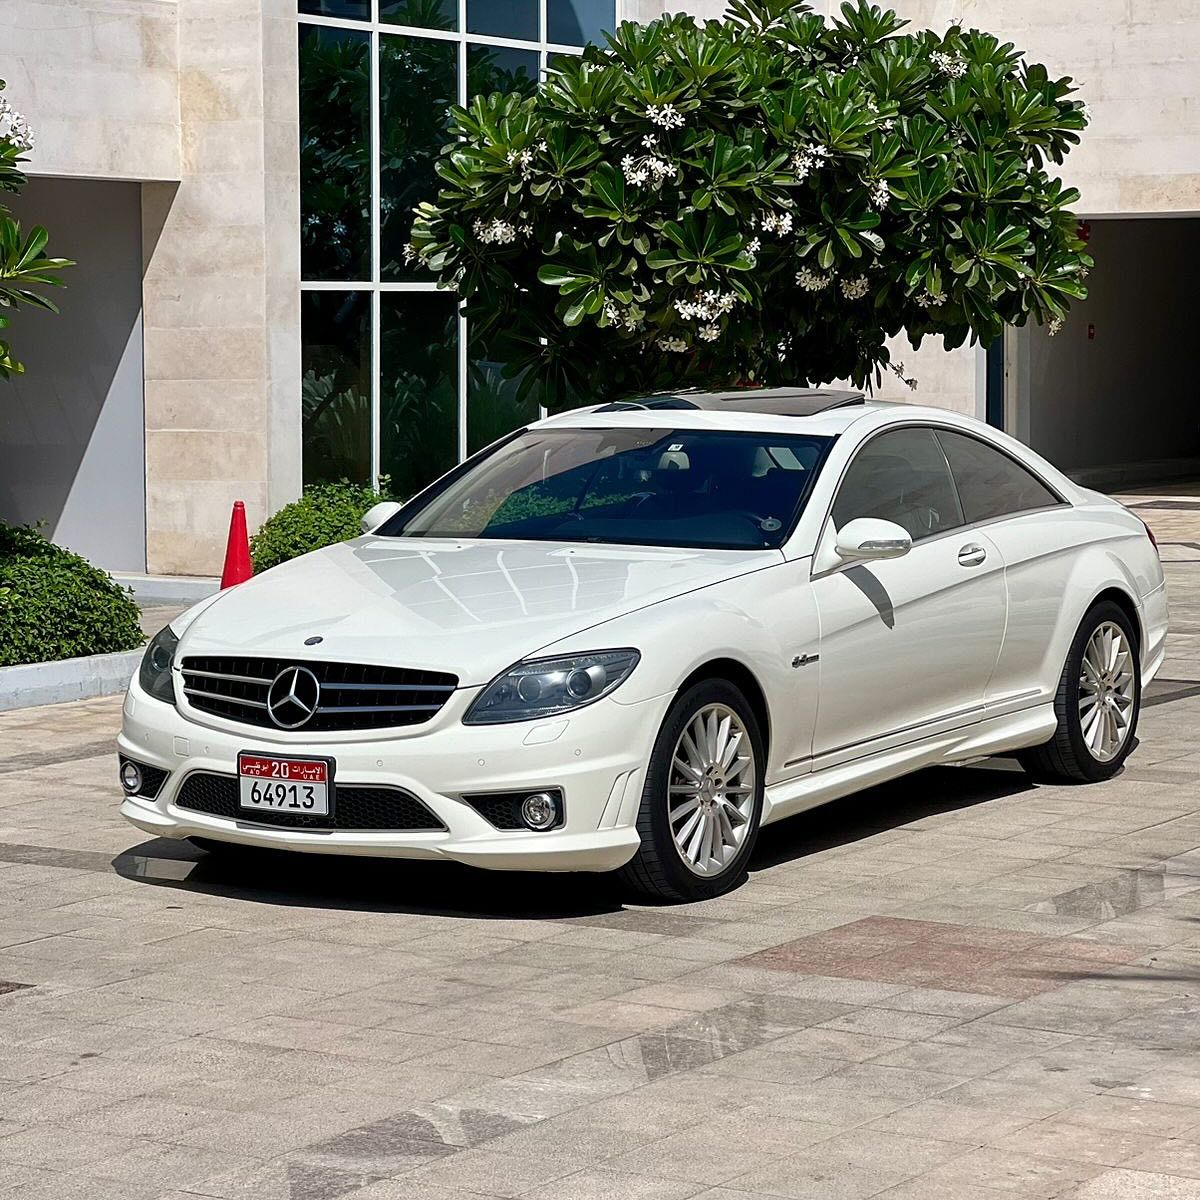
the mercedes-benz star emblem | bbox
[266,666,321,729]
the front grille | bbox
[175,772,445,831]
[180,657,458,732]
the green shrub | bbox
[0,522,144,667]
[251,481,390,573]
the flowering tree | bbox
[0,80,71,379]
[408,0,1091,409]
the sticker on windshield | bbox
[667,444,684,452]
[760,517,782,532]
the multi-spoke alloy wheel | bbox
[620,679,765,902]
[1020,600,1142,784]
[668,704,756,877]
[1078,621,1136,762]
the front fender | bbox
[538,558,818,782]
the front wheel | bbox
[1019,600,1141,783]
[619,679,765,902]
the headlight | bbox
[464,649,640,725]
[139,625,179,706]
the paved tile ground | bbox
[1,523,1199,1198]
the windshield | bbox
[380,426,834,550]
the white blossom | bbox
[472,217,519,245]
[930,50,968,79]
[698,324,720,342]
[674,290,738,323]
[646,103,685,130]
[622,152,674,189]
[914,289,944,308]
[642,133,659,149]
[796,267,831,291]
[791,142,830,182]
[1048,316,1064,337]
[506,147,534,178]
[657,336,689,353]
[868,179,890,209]
[840,275,871,300]
[890,362,918,390]
[0,95,34,152]
[759,210,794,236]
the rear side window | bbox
[832,427,963,541]
[935,430,1061,524]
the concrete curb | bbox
[110,572,219,606]
[0,648,142,712]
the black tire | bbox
[1019,600,1141,784]
[618,678,765,902]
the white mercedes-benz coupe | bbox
[119,390,1167,901]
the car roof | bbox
[535,388,891,436]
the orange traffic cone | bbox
[220,500,253,589]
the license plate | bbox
[238,752,333,818]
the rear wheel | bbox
[1019,600,1141,783]
[619,679,765,902]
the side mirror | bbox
[360,500,402,535]
[834,517,912,562]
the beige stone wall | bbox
[0,0,180,182]
[2,0,300,576]
[141,0,301,574]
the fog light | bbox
[119,760,143,794]
[521,791,558,831]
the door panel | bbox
[811,529,1007,764]
[978,510,1089,708]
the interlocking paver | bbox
[1,552,1200,1198]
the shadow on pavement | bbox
[749,761,1035,872]
[113,761,1034,916]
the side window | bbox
[832,427,964,540]
[935,430,1061,524]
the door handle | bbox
[958,543,987,567]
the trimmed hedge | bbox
[0,522,144,668]
[250,481,389,574]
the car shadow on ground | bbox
[111,760,1037,918]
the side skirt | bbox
[761,705,1057,827]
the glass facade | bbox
[298,0,616,494]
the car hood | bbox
[178,537,780,685]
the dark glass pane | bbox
[380,0,457,30]
[302,291,372,486]
[394,428,832,550]
[467,0,537,41]
[548,0,613,46]
[379,34,457,281]
[299,26,370,282]
[832,427,964,540]
[935,430,1061,524]
[299,0,368,19]
[468,337,537,454]
[380,294,459,498]
[468,44,538,100]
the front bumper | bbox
[118,678,667,872]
